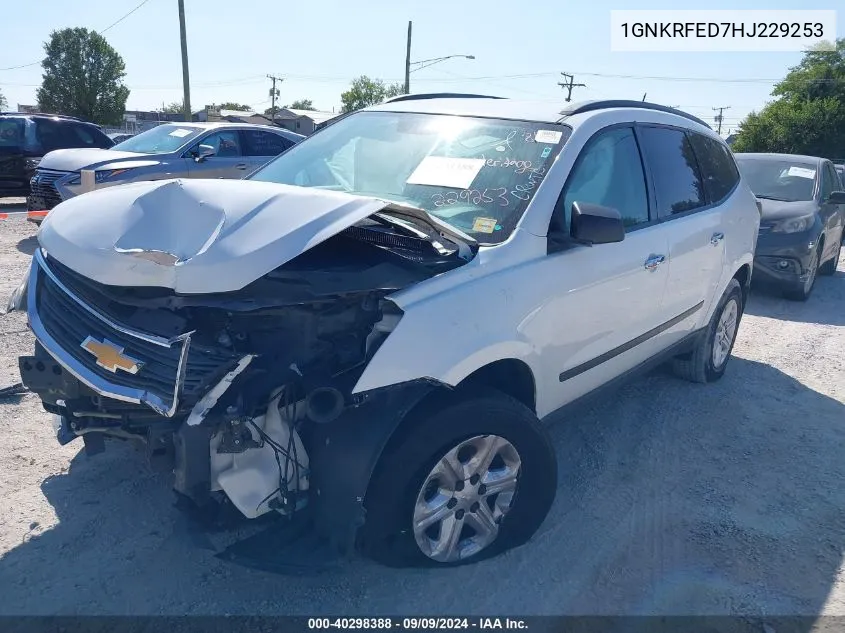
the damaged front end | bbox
[14,179,474,560]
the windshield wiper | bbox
[754,194,790,202]
[373,202,477,260]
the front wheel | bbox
[819,239,841,276]
[784,248,821,301]
[359,388,557,567]
[672,278,744,384]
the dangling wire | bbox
[245,383,306,515]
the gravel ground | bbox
[0,215,843,617]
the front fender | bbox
[353,322,539,395]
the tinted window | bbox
[823,163,840,198]
[558,126,649,230]
[65,123,113,149]
[34,119,66,153]
[0,117,28,152]
[196,130,241,157]
[639,126,706,217]
[688,133,739,203]
[241,130,292,156]
[819,162,834,200]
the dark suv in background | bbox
[0,112,113,198]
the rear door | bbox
[636,125,728,346]
[240,129,295,171]
[185,130,250,179]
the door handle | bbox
[710,232,725,245]
[235,163,249,170]
[644,254,666,271]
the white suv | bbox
[11,96,759,568]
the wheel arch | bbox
[732,263,752,307]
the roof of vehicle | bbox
[154,121,304,137]
[734,152,825,165]
[0,111,93,124]
[368,95,713,131]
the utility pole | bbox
[558,73,586,102]
[404,21,412,94]
[713,105,731,135]
[177,0,191,123]
[267,74,283,123]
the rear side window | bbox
[241,130,293,157]
[638,126,706,218]
[688,133,740,203]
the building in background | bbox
[272,108,340,135]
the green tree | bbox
[340,76,404,113]
[288,98,316,111]
[36,28,129,125]
[733,38,845,157]
[160,101,184,114]
[0,89,7,110]
[218,102,252,111]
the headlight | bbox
[24,157,42,170]
[5,266,30,314]
[95,168,133,183]
[771,214,815,234]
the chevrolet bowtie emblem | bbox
[80,337,143,374]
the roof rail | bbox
[383,92,505,104]
[0,111,84,122]
[558,100,712,130]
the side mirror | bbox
[194,144,216,162]
[570,201,625,245]
[827,191,845,205]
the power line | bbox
[0,0,155,72]
[100,0,154,34]
[713,106,731,135]
[267,74,283,122]
[558,73,586,102]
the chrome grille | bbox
[29,169,70,209]
[30,252,239,415]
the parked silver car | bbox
[27,122,304,223]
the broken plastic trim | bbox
[186,355,257,426]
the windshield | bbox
[249,111,572,243]
[112,124,203,154]
[735,157,817,202]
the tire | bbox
[359,387,557,568]
[819,239,841,276]
[784,247,821,301]
[672,278,744,384]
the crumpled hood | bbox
[38,178,399,294]
[758,198,817,221]
[38,148,150,172]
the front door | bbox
[532,125,672,412]
[186,130,250,179]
